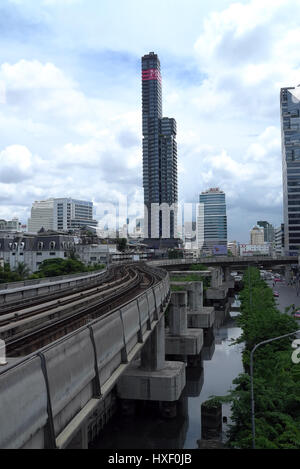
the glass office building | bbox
[197,188,227,254]
[280,85,300,256]
[142,52,178,240]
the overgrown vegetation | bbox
[116,238,127,252]
[35,258,105,278]
[170,272,211,292]
[168,249,183,259]
[190,264,208,271]
[0,263,26,283]
[170,284,186,292]
[215,267,300,449]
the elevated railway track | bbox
[0,263,163,358]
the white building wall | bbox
[28,200,54,233]
[240,243,270,256]
[196,203,204,250]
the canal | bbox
[90,299,244,450]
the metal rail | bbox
[0,267,129,326]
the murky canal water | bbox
[91,302,244,449]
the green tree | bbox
[117,238,127,252]
[168,249,183,259]
[0,263,22,283]
[14,262,30,280]
[213,266,300,449]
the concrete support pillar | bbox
[201,401,222,440]
[169,291,187,335]
[117,303,186,406]
[166,291,203,359]
[224,267,231,283]
[285,265,292,284]
[189,282,203,312]
[141,317,165,371]
[209,267,222,288]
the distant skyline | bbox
[1,0,300,242]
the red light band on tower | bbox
[142,69,162,82]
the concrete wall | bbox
[0,272,170,449]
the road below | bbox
[266,278,300,315]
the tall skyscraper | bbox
[197,188,227,254]
[142,52,178,241]
[275,223,285,256]
[257,220,275,243]
[280,85,300,256]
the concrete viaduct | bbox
[0,256,297,449]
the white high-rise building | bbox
[250,226,264,245]
[28,199,54,232]
[227,240,239,256]
[53,198,96,231]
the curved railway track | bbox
[1,263,164,357]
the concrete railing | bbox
[0,269,108,290]
[148,256,297,267]
[0,270,170,449]
[0,269,107,305]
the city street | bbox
[266,278,300,316]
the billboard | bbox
[213,245,228,256]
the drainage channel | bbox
[89,297,243,450]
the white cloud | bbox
[0,0,297,241]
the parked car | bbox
[273,291,279,297]
[274,278,281,283]
[294,309,300,319]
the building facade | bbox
[227,240,239,257]
[0,218,22,232]
[142,52,178,240]
[197,188,227,255]
[28,198,98,233]
[0,232,75,273]
[28,199,54,233]
[257,220,275,243]
[53,198,97,231]
[280,85,300,256]
[250,226,265,245]
[240,243,270,256]
[275,223,285,256]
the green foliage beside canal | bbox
[220,267,300,449]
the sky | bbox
[0,0,300,242]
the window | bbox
[49,241,56,250]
